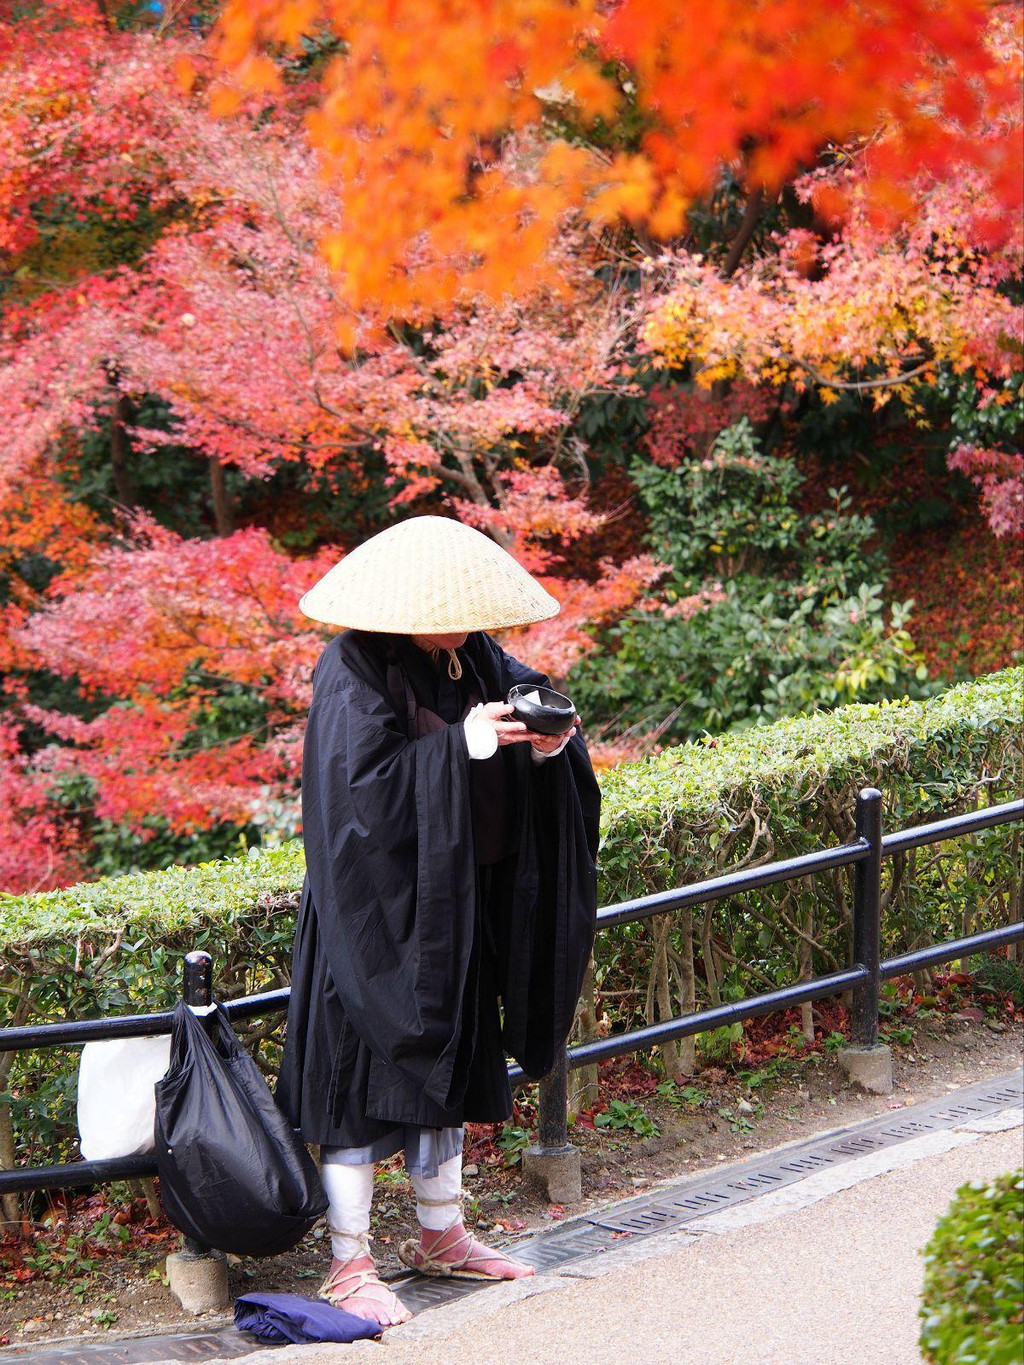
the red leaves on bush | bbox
[0,1186,174,1286]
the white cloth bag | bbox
[76,1035,172,1160]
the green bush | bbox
[972,954,1024,1009]
[919,1169,1024,1365]
[0,669,1020,1164]
[571,419,931,740]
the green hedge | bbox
[598,665,1022,906]
[594,668,1022,1068]
[0,844,306,1159]
[1,668,1021,1157]
[920,1169,1024,1364]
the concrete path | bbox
[221,1108,1022,1365]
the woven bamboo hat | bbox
[299,516,560,633]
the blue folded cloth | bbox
[234,1290,382,1344]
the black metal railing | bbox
[524,788,1023,1158]
[0,787,1020,1198]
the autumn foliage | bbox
[16,517,338,828]
[211,0,1023,330]
[0,1,1021,894]
[645,176,1022,399]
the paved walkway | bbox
[218,1105,1022,1365]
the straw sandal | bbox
[318,1231,411,1327]
[397,1194,534,1281]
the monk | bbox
[277,517,600,1328]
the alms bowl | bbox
[507,683,576,736]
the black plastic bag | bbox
[155,1001,327,1257]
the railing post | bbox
[522,1041,582,1204]
[165,949,230,1313]
[180,952,213,1261]
[537,1043,569,1151]
[839,788,892,1094]
[183,950,213,1014]
[852,788,882,1046]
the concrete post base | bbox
[838,1043,893,1095]
[166,1248,230,1314]
[522,1144,582,1205]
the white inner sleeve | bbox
[463,704,499,760]
[530,730,573,764]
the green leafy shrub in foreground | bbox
[920,1169,1024,1365]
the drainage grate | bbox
[778,1152,837,1171]
[986,1085,1021,1103]
[4,1330,258,1365]
[393,1068,1022,1310]
[723,1173,783,1191]
[6,1070,1020,1364]
[879,1119,934,1138]
[590,1205,681,1235]
[513,1227,610,1273]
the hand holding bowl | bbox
[507,684,577,737]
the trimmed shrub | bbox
[0,669,1021,1160]
[0,845,305,1164]
[919,1169,1024,1365]
[595,667,1022,1073]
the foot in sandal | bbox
[318,1253,413,1328]
[398,1222,536,1280]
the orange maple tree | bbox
[210,0,1023,332]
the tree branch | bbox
[719,186,771,279]
[780,354,934,392]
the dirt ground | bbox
[1,1001,1021,1351]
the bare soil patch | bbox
[2,984,1020,1352]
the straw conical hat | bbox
[299,516,560,633]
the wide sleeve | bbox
[300,638,479,1111]
[484,638,601,1076]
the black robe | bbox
[276,629,600,1146]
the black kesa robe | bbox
[276,629,601,1146]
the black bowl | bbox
[507,683,576,736]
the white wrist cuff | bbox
[463,705,498,760]
[530,731,572,764]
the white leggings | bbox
[321,1154,463,1262]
